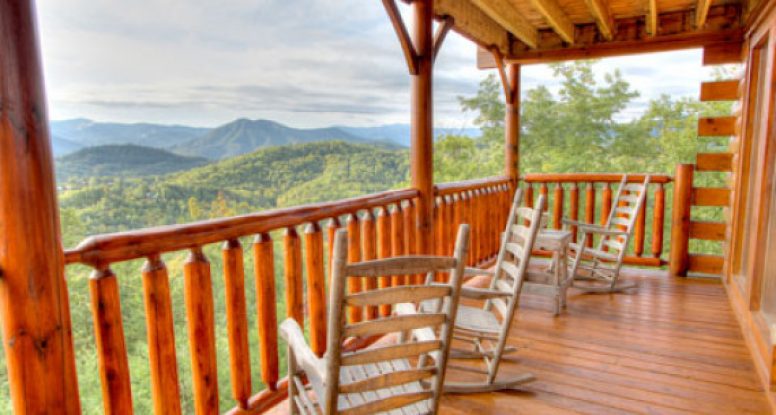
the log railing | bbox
[433,176,513,267]
[522,173,673,267]
[64,188,419,415]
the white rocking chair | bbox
[280,225,470,415]
[432,188,546,394]
[563,175,651,293]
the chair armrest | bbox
[578,226,628,236]
[280,319,325,381]
[460,287,512,300]
[464,267,494,277]
[562,218,602,229]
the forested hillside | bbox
[59,141,409,234]
[56,144,210,181]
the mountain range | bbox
[50,118,480,159]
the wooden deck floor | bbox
[269,268,770,414]
[441,268,770,414]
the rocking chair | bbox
[563,175,651,293]
[280,225,470,415]
[428,188,546,394]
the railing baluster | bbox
[304,223,327,355]
[652,183,666,258]
[553,182,564,229]
[525,183,534,208]
[361,211,379,319]
[585,182,596,247]
[183,247,219,414]
[601,182,612,226]
[376,206,392,316]
[472,189,480,264]
[461,191,473,265]
[141,256,182,415]
[442,196,453,255]
[569,182,579,241]
[391,204,406,286]
[434,197,442,256]
[284,227,304,326]
[540,183,549,212]
[327,217,341,279]
[222,239,251,409]
[634,191,647,257]
[253,233,278,391]
[346,214,362,323]
[90,266,134,415]
[404,200,420,284]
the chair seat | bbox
[338,358,432,415]
[455,305,501,334]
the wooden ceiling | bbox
[428,0,750,66]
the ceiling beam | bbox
[435,0,511,53]
[696,0,713,28]
[526,0,576,43]
[489,5,742,66]
[468,0,539,48]
[646,0,658,36]
[584,0,615,40]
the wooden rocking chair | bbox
[430,188,546,394]
[563,175,651,293]
[280,224,470,415]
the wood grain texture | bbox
[0,1,81,411]
[304,223,327,355]
[141,257,182,415]
[669,164,694,276]
[284,227,304,326]
[90,268,134,414]
[698,116,737,136]
[183,248,219,414]
[222,239,252,408]
[700,80,739,101]
[65,188,418,266]
[253,233,279,391]
[696,152,734,172]
[269,268,770,414]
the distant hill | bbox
[51,118,209,148]
[56,144,209,181]
[51,135,83,157]
[171,118,400,160]
[59,141,408,233]
[339,124,481,147]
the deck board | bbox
[441,268,770,414]
[267,268,770,414]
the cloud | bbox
[36,0,708,129]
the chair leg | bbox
[444,373,535,394]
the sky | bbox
[36,0,718,129]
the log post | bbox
[0,1,81,412]
[670,164,694,277]
[410,0,435,256]
[505,64,521,188]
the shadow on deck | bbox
[442,267,769,414]
[270,267,769,414]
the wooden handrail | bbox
[522,172,673,184]
[65,188,420,266]
[434,175,511,195]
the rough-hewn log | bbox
[141,256,182,415]
[222,239,252,408]
[304,223,327,355]
[253,233,279,390]
[0,1,81,412]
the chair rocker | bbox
[432,188,546,394]
[563,175,651,293]
[280,224,470,415]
